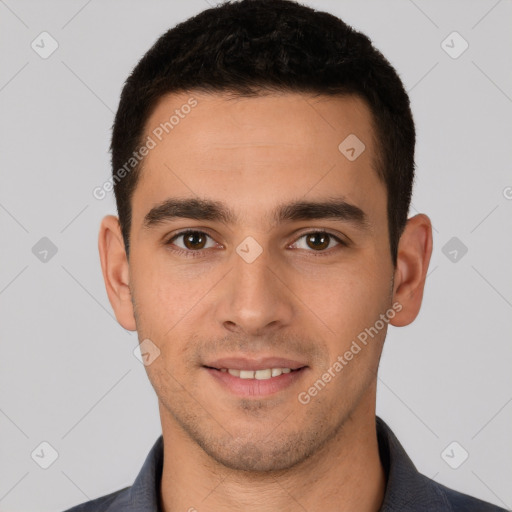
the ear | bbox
[98,215,137,331]
[390,213,433,327]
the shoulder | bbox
[375,416,507,512]
[62,486,130,512]
[420,473,507,512]
[62,434,164,511]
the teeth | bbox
[255,369,271,380]
[224,368,294,380]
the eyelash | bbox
[165,229,347,258]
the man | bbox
[65,0,506,510]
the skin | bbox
[98,91,432,512]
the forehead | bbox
[142,91,378,166]
[132,91,385,230]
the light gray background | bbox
[0,0,511,511]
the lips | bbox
[202,356,308,396]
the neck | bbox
[158,391,386,512]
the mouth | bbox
[202,357,309,397]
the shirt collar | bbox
[376,416,452,511]
[126,434,164,511]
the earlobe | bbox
[98,215,137,331]
[390,214,433,327]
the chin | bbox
[206,441,307,473]
[193,426,328,474]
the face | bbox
[102,91,422,473]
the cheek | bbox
[133,245,208,308]
[130,254,194,339]
[298,263,391,351]
[130,252,223,368]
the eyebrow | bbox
[142,197,371,232]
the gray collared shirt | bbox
[63,416,507,511]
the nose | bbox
[214,244,295,337]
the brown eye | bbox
[168,230,217,252]
[305,232,330,251]
[183,231,207,250]
[291,231,345,253]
